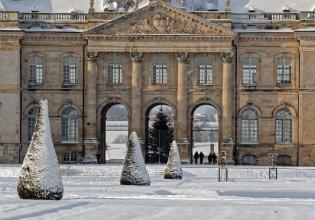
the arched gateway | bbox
[100,104,129,163]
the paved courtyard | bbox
[0,165,314,220]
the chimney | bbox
[89,0,95,13]
[225,0,231,12]
[149,0,171,4]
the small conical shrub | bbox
[164,141,183,179]
[120,132,150,186]
[17,99,63,200]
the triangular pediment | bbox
[86,1,234,36]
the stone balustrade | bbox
[0,10,313,24]
[232,12,300,22]
[19,13,87,22]
[0,11,18,20]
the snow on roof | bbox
[0,0,314,13]
[229,0,315,13]
[233,27,295,33]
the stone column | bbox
[84,54,99,163]
[176,53,189,163]
[220,52,234,165]
[131,54,143,139]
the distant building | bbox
[0,0,315,166]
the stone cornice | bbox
[22,33,84,41]
[0,32,24,40]
[238,34,297,41]
[85,34,235,41]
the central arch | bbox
[190,104,220,164]
[144,103,175,164]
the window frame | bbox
[275,110,292,144]
[276,56,293,86]
[197,55,213,85]
[63,153,77,163]
[240,108,259,144]
[107,53,123,85]
[63,56,78,86]
[28,55,44,86]
[27,107,39,142]
[242,56,257,86]
[153,55,167,85]
[61,107,79,143]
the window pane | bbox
[29,56,43,85]
[153,55,167,84]
[198,65,212,84]
[277,58,292,85]
[61,107,78,142]
[243,57,257,85]
[27,108,38,141]
[107,54,122,84]
[241,109,258,143]
[276,110,292,144]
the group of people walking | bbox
[194,151,217,164]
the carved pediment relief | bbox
[117,12,205,35]
[86,1,234,36]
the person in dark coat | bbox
[194,151,199,164]
[208,153,212,164]
[199,151,204,164]
[213,152,217,164]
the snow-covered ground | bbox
[1,165,315,220]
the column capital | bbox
[86,53,98,63]
[221,52,234,63]
[131,53,143,63]
[177,52,189,63]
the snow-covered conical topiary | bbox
[120,132,150,186]
[17,99,63,200]
[164,141,183,179]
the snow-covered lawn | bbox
[1,165,315,220]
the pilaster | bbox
[131,53,143,139]
[84,53,99,163]
[220,52,234,165]
[176,53,189,163]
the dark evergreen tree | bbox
[147,107,174,163]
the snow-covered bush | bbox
[120,132,150,186]
[17,99,63,200]
[164,141,183,179]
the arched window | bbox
[197,55,212,84]
[29,56,43,85]
[61,107,79,142]
[277,57,292,85]
[242,154,257,165]
[63,56,77,85]
[107,53,122,84]
[27,107,38,141]
[276,110,292,144]
[153,55,167,84]
[277,155,291,166]
[243,57,257,85]
[241,108,258,144]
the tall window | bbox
[277,57,292,85]
[198,56,212,84]
[276,110,292,144]
[63,57,77,85]
[241,109,258,144]
[27,107,38,142]
[107,53,122,84]
[61,107,78,142]
[243,57,257,85]
[153,55,167,84]
[29,56,43,85]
